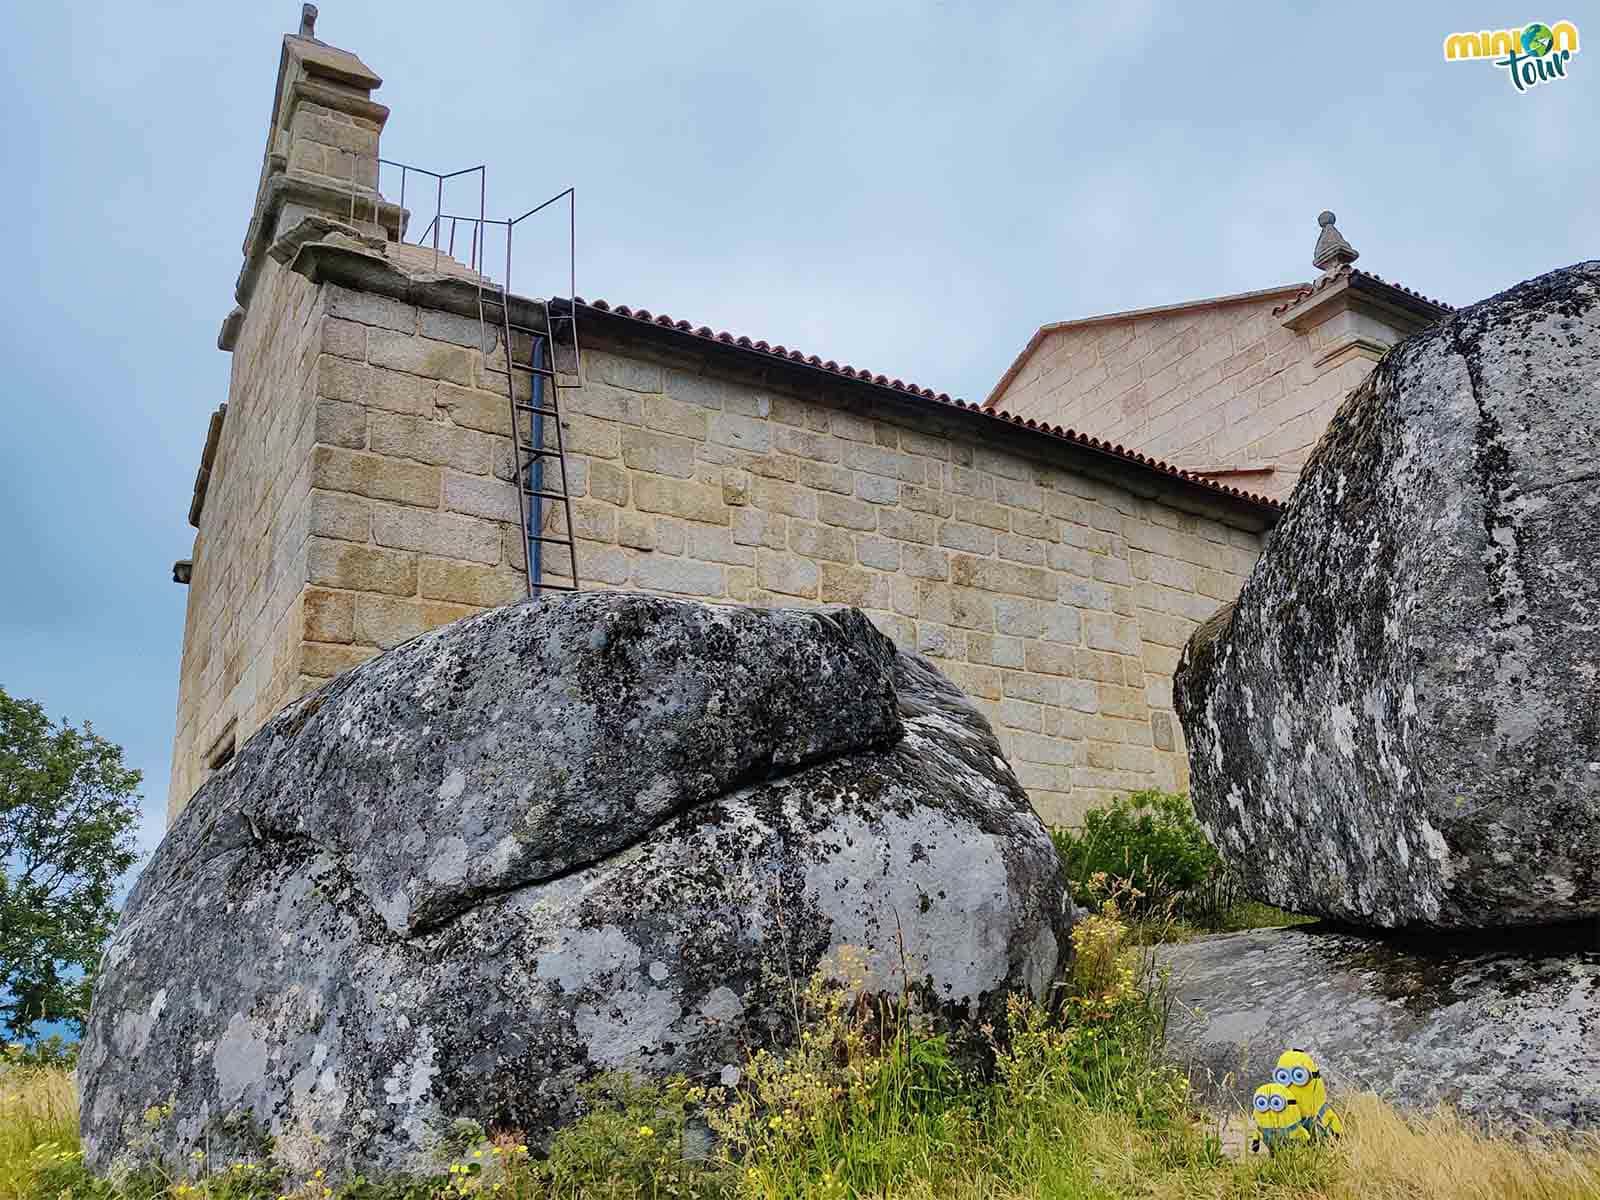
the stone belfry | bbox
[218,3,403,352]
[169,8,531,818]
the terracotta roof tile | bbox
[578,298,1281,511]
[1272,266,1453,317]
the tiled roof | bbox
[578,298,1281,511]
[1272,266,1453,317]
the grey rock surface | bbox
[1175,262,1600,928]
[1158,924,1600,1132]
[80,593,1067,1175]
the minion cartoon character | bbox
[1274,1049,1343,1138]
[1251,1083,1311,1154]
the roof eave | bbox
[576,304,1279,529]
[281,239,1281,528]
[1274,267,1452,328]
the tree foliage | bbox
[0,687,140,1038]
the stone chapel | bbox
[167,11,1448,826]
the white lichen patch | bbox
[698,986,744,1024]
[1273,708,1292,750]
[213,1012,270,1105]
[804,803,1011,1007]
[1328,703,1358,760]
[575,986,685,1070]
[1417,817,1454,884]
[536,924,643,992]
[437,768,466,803]
[425,835,471,885]
[381,1029,438,1109]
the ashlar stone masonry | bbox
[986,215,1451,501]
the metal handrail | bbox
[375,158,487,274]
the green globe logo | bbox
[1522,23,1554,56]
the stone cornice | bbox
[1313,336,1391,370]
[1277,269,1448,335]
[188,404,227,529]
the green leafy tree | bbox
[0,686,141,1038]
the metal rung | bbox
[531,581,580,592]
[520,487,572,501]
[513,403,561,418]
[517,446,565,459]
[494,315,568,333]
[527,533,573,546]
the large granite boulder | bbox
[1159,924,1600,1132]
[80,594,1068,1175]
[1175,262,1600,928]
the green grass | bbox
[1213,901,1317,934]
[11,916,1599,1200]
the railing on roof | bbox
[371,159,576,308]
[367,157,584,598]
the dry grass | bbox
[1325,1093,1600,1200]
[4,1063,1597,1199]
[0,1067,78,1200]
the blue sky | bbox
[0,2,1593,875]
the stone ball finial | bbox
[299,3,318,38]
[1312,209,1358,273]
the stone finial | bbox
[299,3,318,38]
[1312,210,1359,273]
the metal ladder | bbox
[479,291,581,596]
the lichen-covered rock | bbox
[80,594,1067,1175]
[1174,262,1600,929]
[1158,924,1600,1132]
